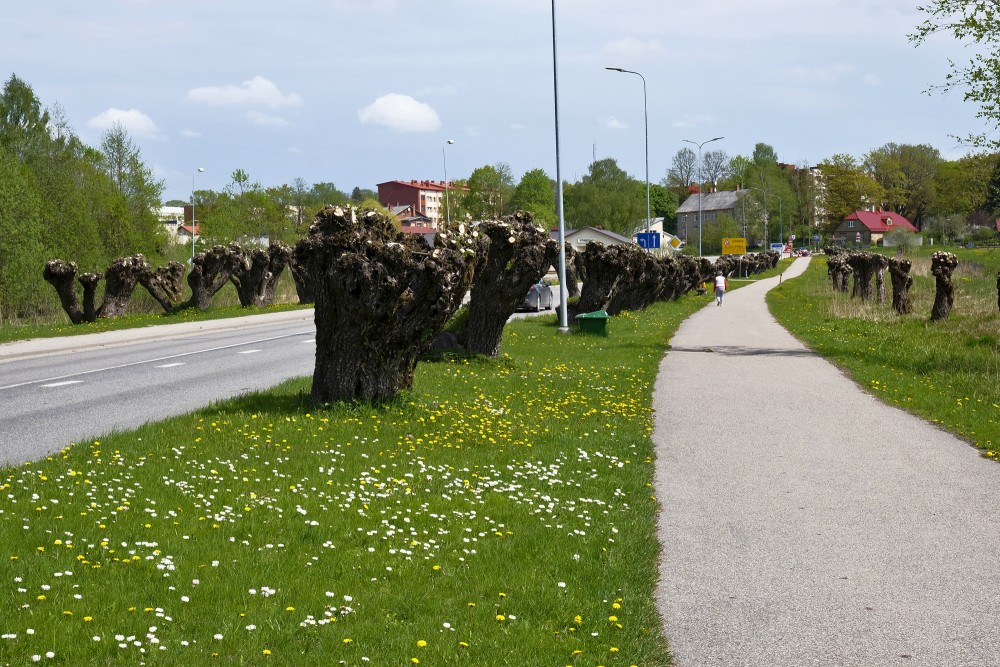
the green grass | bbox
[0,292,725,666]
[768,250,1000,460]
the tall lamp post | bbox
[443,139,454,226]
[192,167,204,263]
[605,67,650,235]
[683,137,723,256]
[552,0,569,332]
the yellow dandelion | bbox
[417,640,427,648]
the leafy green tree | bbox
[864,143,941,228]
[203,169,293,245]
[932,153,995,219]
[700,213,742,255]
[494,162,516,215]
[350,186,376,203]
[911,3,1000,150]
[563,158,644,236]
[311,182,349,206]
[0,74,53,162]
[0,147,47,320]
[817,154,885,229]
[510,168,556,226]
[649,183,678,234]
[462,165,507,220]
[923,213,969,245]
[97,122,166,256]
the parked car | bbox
[520,279,554,312]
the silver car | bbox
[521,279,554,312]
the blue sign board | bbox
[636,232,660,249]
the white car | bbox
[520,280,554,312]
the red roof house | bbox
[832,210,917,246]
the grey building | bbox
[675,191,745,243]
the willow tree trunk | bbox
[230,242,293,308]
[78,273,101,322]
[607,250,669,314]
[564,245,582,299]
[43,260,85,324]
[576,242,627,314]
[874,254,889,304]
[295,206,483,404]
[930,251,958,321]
[187,245,238,310]
[847,252,878,301]
[139,261,187,313]
[465,212,559,357]
[98,255,147,318]
[888,257,913,315]
[996,271,999,313]
[289,249,314,304]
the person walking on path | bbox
[713,271,727,306]
[653,256,1000,667]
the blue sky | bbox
[6,0,986,202]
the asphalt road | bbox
[653,257,1000,666]
[0,310,315,466]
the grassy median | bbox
[1,294,723,666]
[768,249,1000,460]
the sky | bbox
[5,0,989,203]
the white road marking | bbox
[0,329,312,391]
[238,350,262,355]
[41,381,83,388]
[302,339,315,344]
[156,363,186,368]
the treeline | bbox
[0,74,166,322]
[663,141,1000,249]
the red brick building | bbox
[378,180,465,227]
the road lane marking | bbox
[41,381,83,388]
[156,363,186,368]
[0,329,312,391]
[239,350,262,355]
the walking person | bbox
[714,272,728,306]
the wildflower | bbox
[417,640,427,647]
[495,614,506,621]
[262,649,272,655]
[343,638,353,645]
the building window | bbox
[847,220,855,228]
[886,218,893,226]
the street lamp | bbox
[683,137,723,256]
[443,139,454,227]
[192,167,204,263]
[552,0,569,332]
[605,67,650,236]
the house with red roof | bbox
[831,210,918,247]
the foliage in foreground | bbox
[0,294,713,666]
[768,251,1000,459]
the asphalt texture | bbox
[653,257,1000,667]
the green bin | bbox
[575,310,609,336]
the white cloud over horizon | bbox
[187,76,302,109]
[87,108,161,139]
[357,94,441,133]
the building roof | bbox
[549,227,635,245]
[844,210,917,233]
[676,191,743,214]
[378,179,455,192]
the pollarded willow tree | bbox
[43,254,156,323]
[930,251,959,321]
[295,205,483,404]
[465,211,559,357]
[229,242,292,308]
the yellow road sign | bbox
[722,237,746,255]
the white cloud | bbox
[187,76,302,109]
[600,116,627,130]
[862,73,881,86]
[88,108,161,139]
[247,111,291,127]
[357,94,441,132]
[602,37,665,60]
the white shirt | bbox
[714,275,726,290]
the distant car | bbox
[521,280,554,312]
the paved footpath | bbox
[652,257,1000,667]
